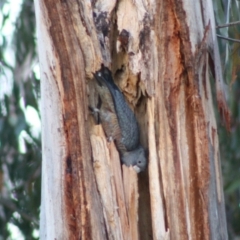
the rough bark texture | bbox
[35,0,229,239]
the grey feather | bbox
[93,65,147,172]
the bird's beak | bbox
[133,165,141,173]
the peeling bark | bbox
[35,0,228,239]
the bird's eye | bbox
[138,160,142,164]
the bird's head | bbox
[122,146,147,173]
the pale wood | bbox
[147,98,166,240]
[110,142,130,240]
[35,0,69,238]
[122,166,139,240]
[90,125,140,240]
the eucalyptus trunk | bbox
[35,0,229,239]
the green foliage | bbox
[0,0,41,239]
[214,0,240,238]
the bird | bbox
[92,65,147,172]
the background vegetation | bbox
[0,0,40,238]
[0,0,239,239]
[214,0,240,237]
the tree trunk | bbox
[35,0,229,239]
